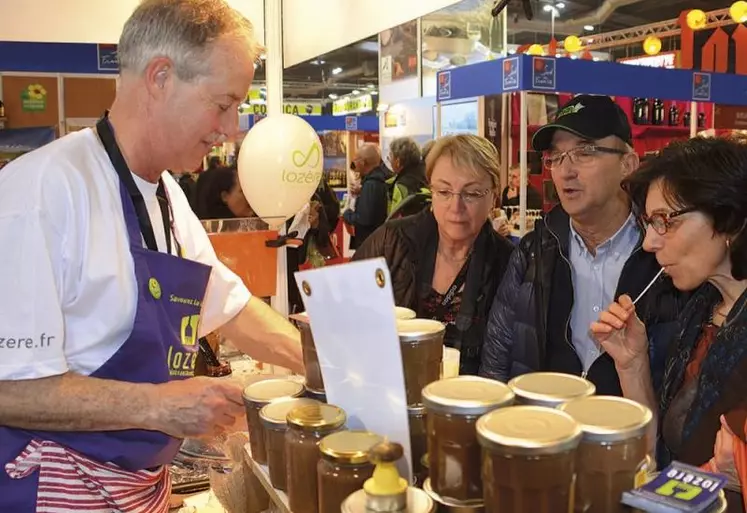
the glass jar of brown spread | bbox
[293,312,325,393]
[508,372,596,408]
[422,376,515,502]
[259,397,319,492]
[286,403,346,513]
[317,430,383,513]
[242,378,305,465]
[477,405,582,513]
[559,396,653,513]
[408,405,428,487]
[398,319,446,406]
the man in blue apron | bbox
[0,1,303,511]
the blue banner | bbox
[437,54,747,106]
[0,41,116,74]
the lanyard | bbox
[433,255,471,320]
[96,113,179,256]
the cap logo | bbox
[557,103,584,119]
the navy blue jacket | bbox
[479,205,688,396]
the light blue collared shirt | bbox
[569,214,640,372]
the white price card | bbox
[295,258,412,481]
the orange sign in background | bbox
[679,10,747,75]
[208,230,279,298]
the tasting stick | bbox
[632,268,665,306]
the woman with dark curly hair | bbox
[591,136,747,511]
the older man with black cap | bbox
[479,94,687,396]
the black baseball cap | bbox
[532,95,632,151]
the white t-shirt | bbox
[0,129,251,380]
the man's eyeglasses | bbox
[543,144,627,169]
[431,188,491,204]
[640,207,696,235]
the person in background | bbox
[354,135,514,374]
[501,164,543,210]
[591,136,747,511]
[343,143,389,249]
[387,139,435,220]
[0,1,302,510]
[195,165,254,219]
[387,137,427,215]
[287,176,340,313]
[480,95,686,396]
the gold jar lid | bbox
[287,402,346,431]
[259,398,319,428]
[559,395,652,443]
[242,378,305,406]
[395,306,417,320]
[407,404,426,417]
[508,372,595,407]
[422,376,515,416]
[396,319,446,343]
[477,405,582,456]
[319,430,383,465]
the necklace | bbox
[437,249,470,263]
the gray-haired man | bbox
[0,1,302,509]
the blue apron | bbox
[0,114,213,511]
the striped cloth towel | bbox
[5,440,171,513]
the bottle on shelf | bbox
[683,111,692,128]
[698,111,706,129]
[0,100,5,118]
[641,98,650,125]
[652,99,664,126]
[632,98,643,124]
[668,103,679,126]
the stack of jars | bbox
[413,372,655,513]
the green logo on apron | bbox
[148,278,162,300]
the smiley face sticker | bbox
[148,277,162,300]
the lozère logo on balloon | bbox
[283,142,323,184]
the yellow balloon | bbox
[686,9,707,30]
[730,1,747,23]
[527,44,544,56]
[564,35,582,53]
[643,36,662,56]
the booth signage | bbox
[244,103,322,116]
[502,57,520,90]
[344,116,358,130]
[437,71,451,100]
[679,11,747,75]
[21,83,47,112]
[692,72,711,101]
[332,95,373,116]
[532,57,556,90]
[97,44,119,71]
[714,104,747,129]
[618,52,678,69]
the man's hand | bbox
[146,377,245,439]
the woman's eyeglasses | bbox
[431,188,491,204]
[640,207,696,235]
[543,144,627,169]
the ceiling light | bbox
[366,84,375,89]
[328,93,339,100]
[332,67,343,75]
[556,2,565,8]
[543,4,553,11]
[584,25,594,31]
[587,38,594,43]
[370,91,378,95]
[352,89,360,95]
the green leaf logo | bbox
[292,143,321,168]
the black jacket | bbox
[353,210,515,375]
[344,164,389,249]
[479,205,688,395]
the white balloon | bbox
[237,114,323,228]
